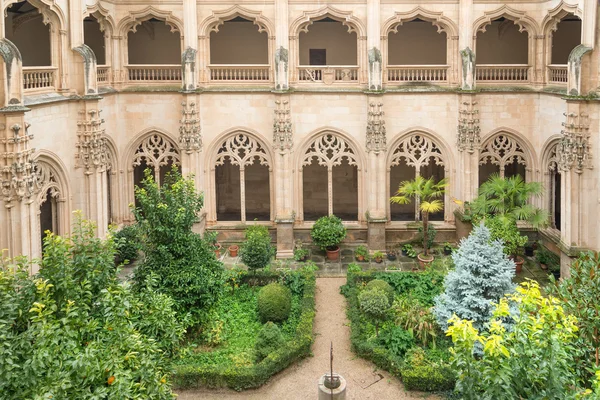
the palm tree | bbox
[472,174,548,228]
[391,176,448,257]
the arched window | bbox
[301,133,359,221]
[544,141,561,231]
[388,135,445,221]
[132,134,181,191]
[127,18,181,64]
[214,133,271,222]
[35,160,67,249]
[479,134,528,186]
[551,15,581,64]
[84,16,106,65]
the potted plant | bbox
[311,215,347,261]
[443,242,453,256]
[355,245,368,262]
[402,244,417,258]
[391,176,448,267]
[524,242,535,257]
[385,264,402,272]
[486,215,528,273]
[205,230,222,258]
[373,251,385,263]
[228,244,239,257]
[386,248,397,261]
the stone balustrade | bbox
[548,65,568,84]
[209,65,271,82]
[23,67,57,91]
[97,66,110,84]
[476,65,530,82]
[126,65,182,83]
[297,66,359,84]
[386,65,449,83]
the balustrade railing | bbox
[126,65,181,82]
[548,65,567,84]
[476,65,529,82]
[209,64,270,82]
[23,67,57,91]
[298,66,359,83]
[97,66,110,84]
[387,65,448,83]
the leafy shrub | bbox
[434,223,515,331]
[377,323,414,357]
[240,225,274,271]
[0,216,179,399]
[355,245,368,259]
[393,296,439,348]
[310,215,347,250]
[113,224,141,263]
[418,223,437,250]
[257,283,292,323]
[132,167,224,319]
[401,347,455,392]
[365,279,395,305]
[359,288,390,336]
[448,281,582,399]
[485,215,528,257]
[255,322,284,362]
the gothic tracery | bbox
[390,134,444,169]
[302,133,358,170]
[479,134,527,176]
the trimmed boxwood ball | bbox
[365,279,395,305]
[255,322,284,362]
[257,283,292,323]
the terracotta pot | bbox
[326,246,340,261]
[514,256,524,273]
[214,243,222,258]
[375,257,383,263]
[417,253,434,269]
[356,254,365,262]
[228,245,239,257]
[540,263,548,270]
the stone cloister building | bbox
[0,0,597,274]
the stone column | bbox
[274,0,289,90]
[456,93,481,204]
[366,0,382,90]
[273,97,294,258]
[182,0,199,90]
[75,99,110,237]
[365,100,387,250]
[178,94,203,189]
[458,0,475,90]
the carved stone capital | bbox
[366,102,386,154]
[76,108,108,171]
[179,101,202,154]
[273,99,293,151]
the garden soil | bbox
[176,277,440,400]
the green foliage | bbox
[447,281,583,400]
[401,348,455,391]
[418,223,437,250]
[535,246,560,267]
[0,216,180,399]
[359,288,390,336]
[485,215,528,257]
[293,247,309,261]
[255,322,284,362]
[310,215,347,250]
[365,279,395,305]
[240,225,274,271]
[257,283,292,323]
[132,167,224,318]
[391,176,448,255]
[373,250,385,261]
[173,267,316,391]
[113,224,141,264]
[377,323,414,357]
[471,174,548,228]
[355,245,368,258]
[549,252,600,387]
[434,224,515,332]
[393,296,440,348]
[402,244,417,258]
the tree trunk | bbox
[423,212,429,256]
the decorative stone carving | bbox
[1,122,40,201]
[12,10,43,34]
[76,109,107,171]
[275,46,288,91]
[546,141,559,172]
[182,47,197,92]
[0,38,23,107]
[457,101,480,153]
[215,133,269,169]
[366,102,386,154]
[368,48,382,91]
[132,134,181,173]
[460,47,475,90]
[390,135,444,169]
[302,134,358,169]
[567,44,592,96]
[179,101,202,153]
[273,99,292,151]
[479,134,527,176]
[35,160,60,202]
[557,112,592,173]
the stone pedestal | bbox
[275,219,294,259]
[318,373,346,400]
[367,219,387,251]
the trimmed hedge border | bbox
[342,268,455,393]
[173,269,316,391]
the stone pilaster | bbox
[365,100,387,250]
[182,0,199,91]
[367,0,382,90]
[456,94,480,203]
[274,0,289,90]
[273,97,294,258]
[458,0,475,90]
[179,94,203,193]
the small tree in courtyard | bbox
[359,288,390,337]
[434,223,515,331]
[133,167,224,319]
[390,176,448,259]
[240,225,274,272]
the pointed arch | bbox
[542,1,582,34]
[382,7,458,37]
[290,6,366,37]
[117,6,183,35]
[473,6,540,36]
[206,128,274,224]
[479,128,537,185]
[4,0,66,31]
[540,136,562,231]
[199,6,275,37]
[84,3,116,36]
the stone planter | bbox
[417,253,434,269]
[454,210,473,242]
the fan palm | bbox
[391,176,448,256]
[472,174,548,228]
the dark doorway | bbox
[553,171,561,231]
[309,49,326,65]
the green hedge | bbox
[342,267,455,393]
[173,269,316,391]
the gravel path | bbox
[176,278,439,400]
